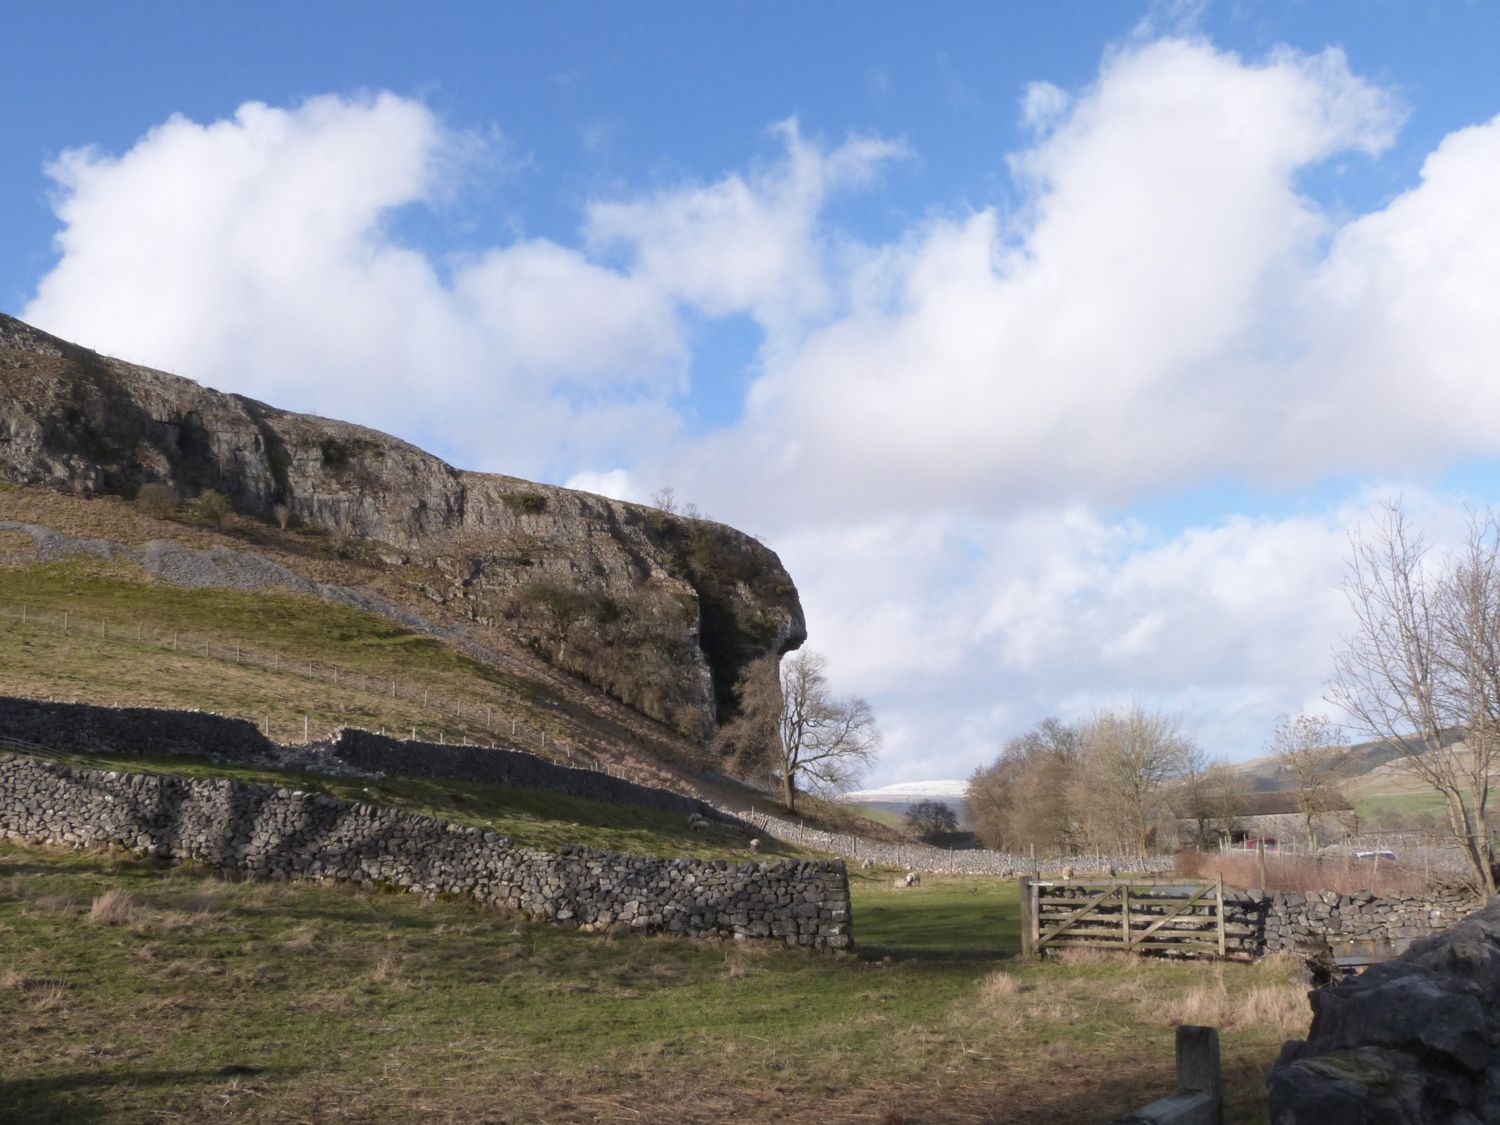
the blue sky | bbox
[5,2,1500,785]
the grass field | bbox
[0,841,1308,1124]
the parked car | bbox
[1355,849,1397,861]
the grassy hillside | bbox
[1,556,571,752]
[1,842,1308,1124]
[7,741,789,863]
[0,486,901,839]
[0,486,707,776]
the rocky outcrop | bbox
[1269,896,1500,1124]
[0,313,805,737]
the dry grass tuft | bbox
[0,875,28,900]
[29,892,79,915]
[722,943,773,980]
[1148,975,1310,1034]
[31,986,71,1013]
[87,888,139,924]
[370,953,404,985]
[281,922,320,952]
[173,886,225,914]
[1,967,31,990]
[978,971,1020,1001]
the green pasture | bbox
[0,839,1303,1123]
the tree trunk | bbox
[1444,791,1497,894]
[782,770,796,814]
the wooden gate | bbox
[1020,876,1227,959]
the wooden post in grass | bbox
[1215,874,1226,958]
[1256,837,1267,891]
[1019,876,1036,960]
[1109,1025,1221,1125]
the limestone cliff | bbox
[0,312,805,738]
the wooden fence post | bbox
[1215,874,1226,958]
[1019,876,1036,960]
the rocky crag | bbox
[0,313,805,739]
[1269,894,1500,1123]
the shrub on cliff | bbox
[192,489,231,528]
[134,482,178,519]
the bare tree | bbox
[1330,502,1500,893]
[1267,713,1347,849]
[650,487,679,515]
[1071,706,1191,855]
[772,650,879,813]
[967,718,1081,853]
[1178,746,1248,849]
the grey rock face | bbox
[0,313,806,736]
[1269,896,1500,1125]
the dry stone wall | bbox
[322,728,726,822]
[0,696,728,822]
[0,695,273,763]
[1219,889,1479,959]
[1258,887,1481,952]
[0,753,852,949]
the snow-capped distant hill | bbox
[841,779,970,803]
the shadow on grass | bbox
[0,1065,294,1124]
[854,896,1022,963]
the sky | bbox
[5,1,1500,786]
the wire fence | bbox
[738,807,1177,876]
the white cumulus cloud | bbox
[20,35,1500,786]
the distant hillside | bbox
[0,312,805,741]
[839,780,971,826]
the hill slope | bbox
[0,312,805,740]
